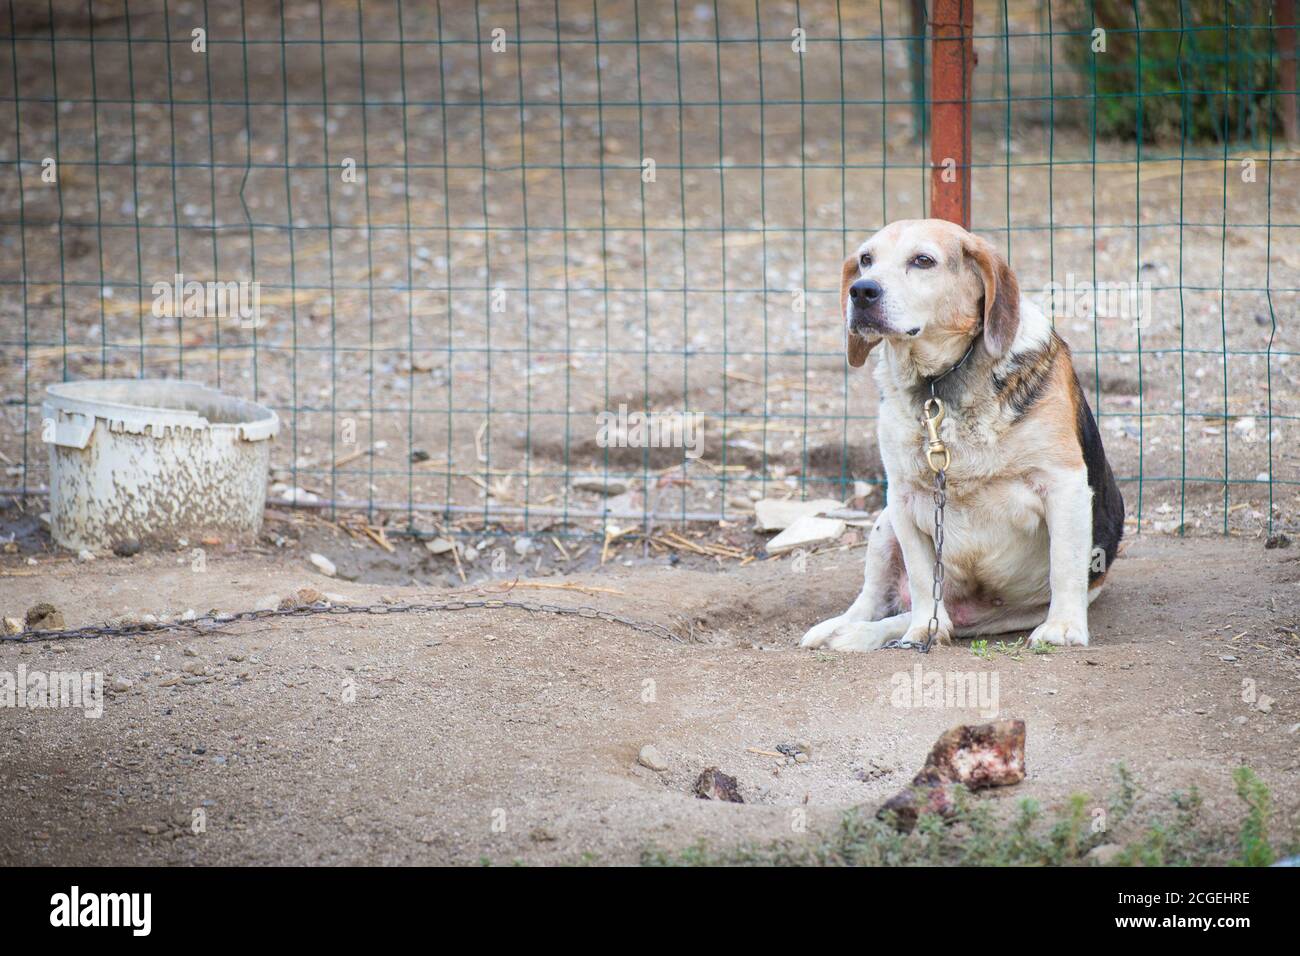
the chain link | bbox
[1,598,688,645]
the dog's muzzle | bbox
[847,277,889,335]
[848,278,888,336]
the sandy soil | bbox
[1,532,1296,865]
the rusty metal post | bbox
[930,0,975,228]
[1279,0,1298,143]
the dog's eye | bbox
[911,254,936,269]
[859,252,872,268]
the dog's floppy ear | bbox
[842,253,874,368]
[964,235,1020,357]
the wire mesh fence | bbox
[1,0,1296,542]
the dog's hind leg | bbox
[800,510,902,649]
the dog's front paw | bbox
[1028,617,1089,647]
[800,615,848,649]
[800,617,895,652]
[827,621,895,652]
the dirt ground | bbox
[1,532,1297,865]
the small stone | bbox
[2,617,22,636]
[850,480,876,507]
[513,537,533,557]
[1255,695,1274,714]
[280,587,326,610]
[77,549,95,562]
[424,537,456,555]
[309,553,337,577]
[637,744,668,772]
[110,676,133,693]
[694,768,744,803]
[112,538,141,557]
[183,646,198,657]
[24,603,64,631]
[1220,655,1238,662]
[182,660,207,675]
[571,476,629,496]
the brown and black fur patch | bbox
[1071,372,1125,582]
[993,332,1062,421]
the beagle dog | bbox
[801,219,1124,652]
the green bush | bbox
[1064,0,1282,143]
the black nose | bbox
[849,278,882,304]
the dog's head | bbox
[841,219,1020,367]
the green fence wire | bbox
[0,0,1295,543]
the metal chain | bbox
[1,598,688,645]
[883,387,952,654]
[924,468,947,653]
[880,462,946,654]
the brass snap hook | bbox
[922,397,950,473]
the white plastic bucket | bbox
[42,380,279,552]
